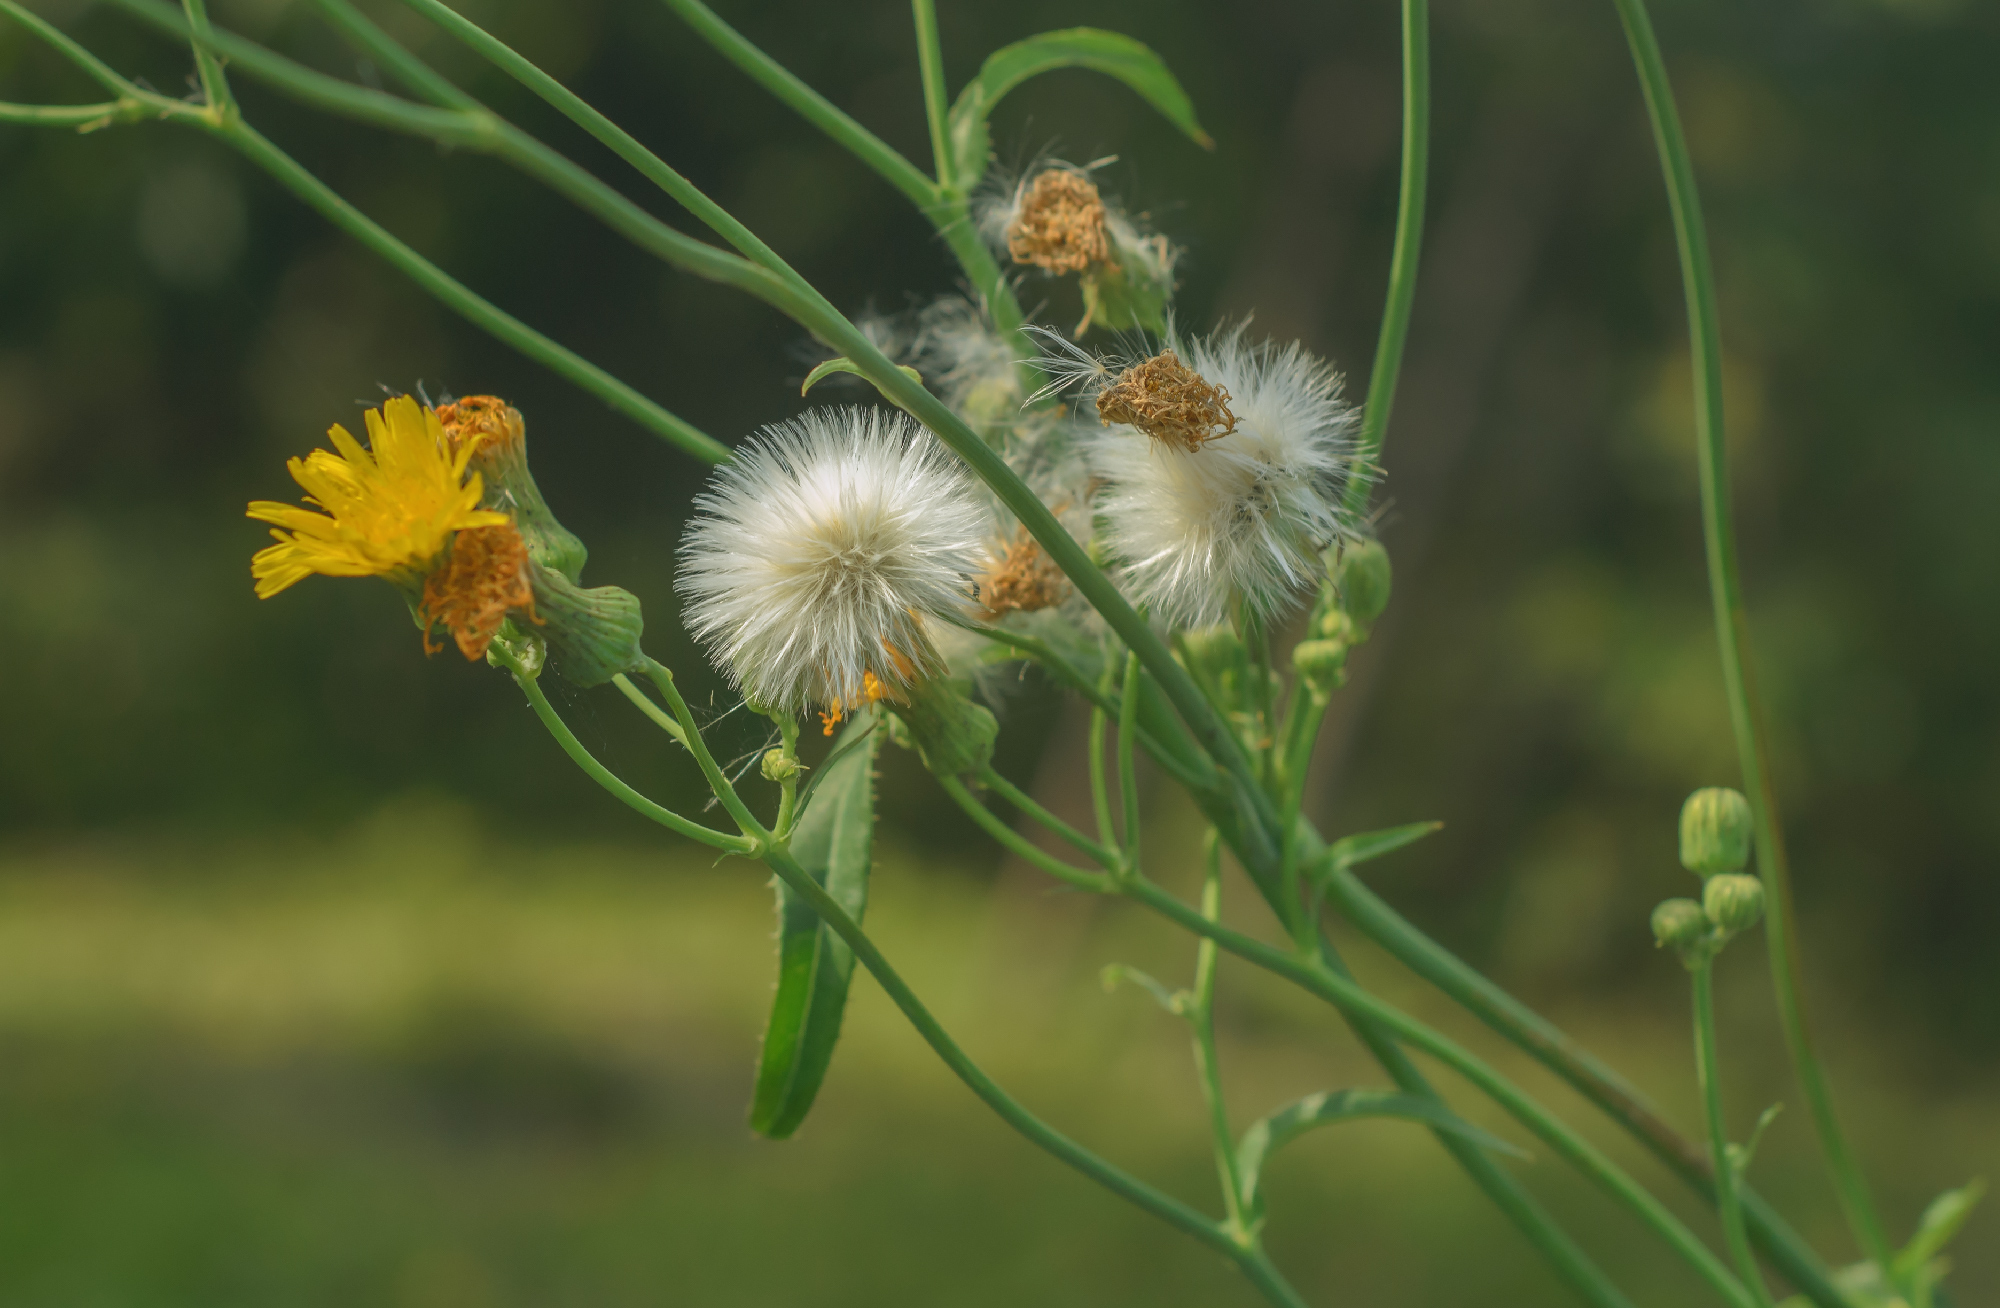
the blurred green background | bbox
[1,0,1996,1303]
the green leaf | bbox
[947,28,1212,190]
[1234,1088,1527,1220]
[801,356,922,399]
[1892,1178,1985,1290]
[1322,821,1443,876]
[748,719,880,1139]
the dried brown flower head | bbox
[978,528,1070,619]
[1007,170,1111,274]
[435,394,523,457]
[1095,349,1238,451]
[421,521,539,660]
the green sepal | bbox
[889,679,998,778]
[525,563,644,687]
[1319,821,1443,877]
[1235,1088,1527,1225]
[461,405,589,583]
[801,356,923,401]
[749,717,882,1140]
[1078,237,1173,334]
[947,28,1212,190]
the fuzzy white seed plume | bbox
[1081,324,1369,627]
[677,407,987,714]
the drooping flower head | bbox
[247,395,507,597]
[1053,323,1370,628]
[677,407,987,720]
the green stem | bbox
[1126,875,1756,1308]
[611,671,690,744]
[1089,659,1121,860]
[1607,0,1893,1276]
[513,671,755,853]
[1346,0,1429,517]
[939,775,1113,894]
[522,676,1305,1308]
[638,658,765,841]
[976,765,1117,868]
[1320,863,1842,1306]
[1194,835,1250,1238]
[179,0,235,115]
[1693,962,1775,1307]
[910,0,953,191]
[1117,650,1143,863]
[305,0,478,110]
[0,98,143,126]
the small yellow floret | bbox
[247,395,508,598]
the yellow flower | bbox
[247,396,508,599]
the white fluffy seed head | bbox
[677,407,987,714]
[1084,323,1370,628]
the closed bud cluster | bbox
[1680,787,1754,876]
[761,749,803,784]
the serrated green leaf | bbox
[1234,1088,1527,1220]
[748,720,880,1139]
[801,356,921,399]
[1321,821,1443,876]
[947,28,1212,189]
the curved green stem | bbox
[1607,0,1892,1276]
[1693,961,1775,1307]
[1320,863,1842,1305]
[180,0,234,116]
[513,671,755,853]
[1127,875,1756,1308]
[976,765,1117,869]
[0,98,143,126]
[1346,0,1429,516]
[305,0,478,110]
[611,671,689,744]
[1117,649,1142,864]
[638,658,764,841]
[1194,836,1250,1238]
[939,774,1113,894]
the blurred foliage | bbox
[1,0,1998,1299]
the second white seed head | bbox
[677,407,987,715]
[1084,324,1369,628]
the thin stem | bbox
[511,671,755,853]
[1607,0,1893,1276]
[1089,659,1121,860]
[939,775,1113,894]
[612,671,689,744]
[180,0,234,116]
[1193,835,1249,1237]
[1693,962,1774,1307]
[306,0,478,110]
[639,658,766,841]
[0,98,144,126]
[770,713,802,839]
[1320,861,1842,1305]
[976,765,1118,868]
[657,0,1022,338]
[521,669,1303,1308]
[227,121,726,460]
[910,0,953,190]
[1117,649,1142,864]
[1345,0,1429,517]
[0,0,160,98]
[1126,875,1757,1308]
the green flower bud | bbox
[1181,625,1252,709]
[761,749,802,784]
[1679,787,1754,876]
[1334,539,1392,627]
[1651,898,1710,952]
[1314,608,1358,645]
[1703,873,1765,935]
[890,679,998,777]
[1291,639,1349,696]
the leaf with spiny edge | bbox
[748,718,880,1139]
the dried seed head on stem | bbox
[1097,349,1239,452]
[1007,169,1111,274]
[978,527,1071,619]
